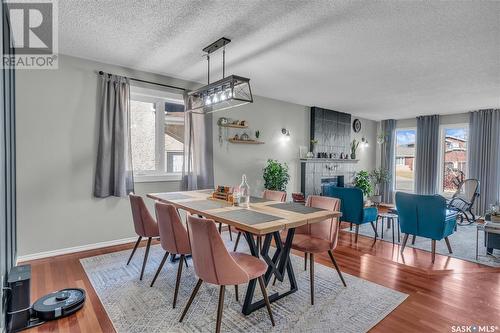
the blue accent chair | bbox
[322,185,379,243]
[395,192,457,263]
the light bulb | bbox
[205,96,211,105]
[212,94,218,103]
[220,91,226,101]
[226,89,232,98]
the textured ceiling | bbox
[59,0,500,120]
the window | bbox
[130,86,184,182]
[394,128,416,192]
[439,125,468,196]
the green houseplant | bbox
[263,159,290,191]
[350,139,360,159]
[369,168,390,203]
[353,170,372,197]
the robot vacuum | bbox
[32,288,86,321]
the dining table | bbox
[147,189,341,315]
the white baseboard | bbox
[16,236,138,263]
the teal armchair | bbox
[322,185,379,243]
[395,192,457,263]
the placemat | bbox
[250,196,271,203]
[181,200,230,211]
[212,209,282,225]
[153,193,193,201]
[195,189,214,194]
[269,202,325,214]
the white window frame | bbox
[130,86,184,183]
[393,127,416,193]
[437,123,469,196]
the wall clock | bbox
[353,119,361,133]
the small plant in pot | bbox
[353,170,373,198]
[350,139,360,160]
[369,168,390,203]
[263,159,290,191]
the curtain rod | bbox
[98,71,187,92]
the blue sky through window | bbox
[396,129,416,145]
[445,128,467,140]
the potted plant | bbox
[353,170,372,198]
[350,139,360,159]
[263,159,290,191]
[369,168,390,203]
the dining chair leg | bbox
[127,236,142,265]
[228,225,233,241]
[233,232,241,251]
[180,278,203,322]
[304,252,308,271]
[411,235,416,245]
[401,234,409,253]
[431,240,436,263]
[173,254,185,308]
[309,253,315,305]
[391,218,395,244]
[218,222,222,234]
[258,276,275,326]
[140,237,152,280]
[397,219,400,243]
[381,218,384,238]
[444,236,453,253]
[234,285,238,302]
[370,221,379,239]
[150,251,170,287]
[184,256,189,268]
[216,285,225,333]
[354,225,359,243]
[328,250,347,287]
[349,222,353,231]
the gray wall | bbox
[396,112,469,128]
[212,99,378,197]
[15,55,199,257]
[16,54,379,257]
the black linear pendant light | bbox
[185,37,253,114]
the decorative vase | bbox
[351,153,356,159]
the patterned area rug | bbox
[345,222,500,267]
[80,234,407,333]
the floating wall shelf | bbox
[219,123,248,128]
[228,138,264,144]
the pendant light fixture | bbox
[185,37,253,114]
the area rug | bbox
[80,234,408,333]
[346,222,500,267]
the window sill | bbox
[134,174,182,183]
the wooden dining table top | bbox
[147,190,341,235]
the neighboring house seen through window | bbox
[394,128,416,192]
[130,86,184,182]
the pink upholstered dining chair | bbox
[150,202,191,308]
[180,215,275,333]
[281,195,346,305]
[233,189,287,252]
[128,194,160,280]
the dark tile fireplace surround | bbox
[300,107,358,196]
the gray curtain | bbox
[469,109,500,215]
[182,94,214,190]
[381,119,396,203]
[415,115,439,194]
[94,73,134,197]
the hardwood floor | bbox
[21,226,500,333]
